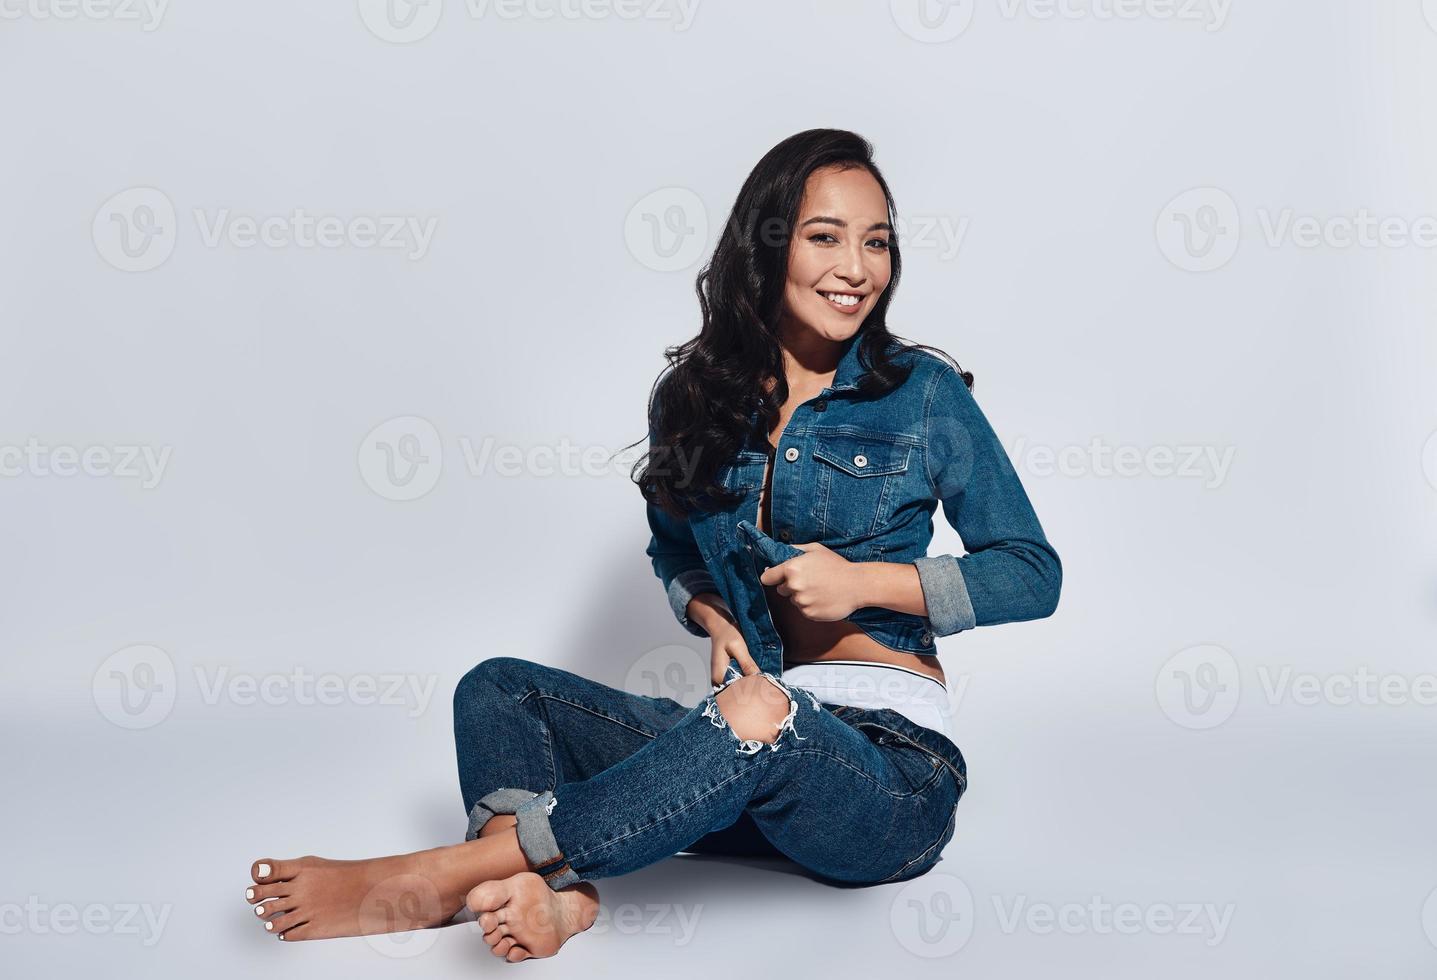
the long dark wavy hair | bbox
[630,128,973,519]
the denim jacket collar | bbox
[745,330,872,429]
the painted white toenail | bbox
[257,863,271,877]
[265,922,274,931]
[246,888,255,900]
[255,905,265,916]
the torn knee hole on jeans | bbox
[702,671,809,756]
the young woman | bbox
[242,128,1061,961]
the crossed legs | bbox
[244,662,797,960]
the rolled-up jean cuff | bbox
[465,788,581,890]
[912,555,977,636]
[465,787,539,841]
[668,568,718,637]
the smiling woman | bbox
[244,129,1057,963]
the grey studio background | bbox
[3,1,1436,977]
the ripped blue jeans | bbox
[453,657,965,890]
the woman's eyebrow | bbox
[799,215,894,233]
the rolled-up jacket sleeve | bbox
[646,494,718,638]
[643,387,718,637]
[912,365,1062,637]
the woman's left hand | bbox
[758,542,869,621]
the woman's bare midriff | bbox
[757,437,946,687]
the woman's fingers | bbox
[711,637,760,686]
[730,640,761,676]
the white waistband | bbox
[779,660,953,740]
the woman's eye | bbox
[867,238,891,250]
[809,233,837,244]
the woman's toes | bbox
[276,921,313,942]
[266,910,307,936]
[255,897,298,920]
[506,944,531,962]
[251,859,283,883]
[466,879,512,917]
[492,935,516,958]
[245,882,286,905]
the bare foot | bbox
[246,839,525,941]
[467,872,600,962]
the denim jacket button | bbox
[779,529,791,541]
[853,453,868,468]
[919,630,933,645]
[813,399,827,412]
[783,447,799,462]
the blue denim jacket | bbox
[646,333,1061,677]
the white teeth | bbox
[822,291,860,307]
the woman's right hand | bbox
[686,593,760,686]
[708,618,760,687]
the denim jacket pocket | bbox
[812,431,912,537]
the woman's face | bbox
[779,164,893,346]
